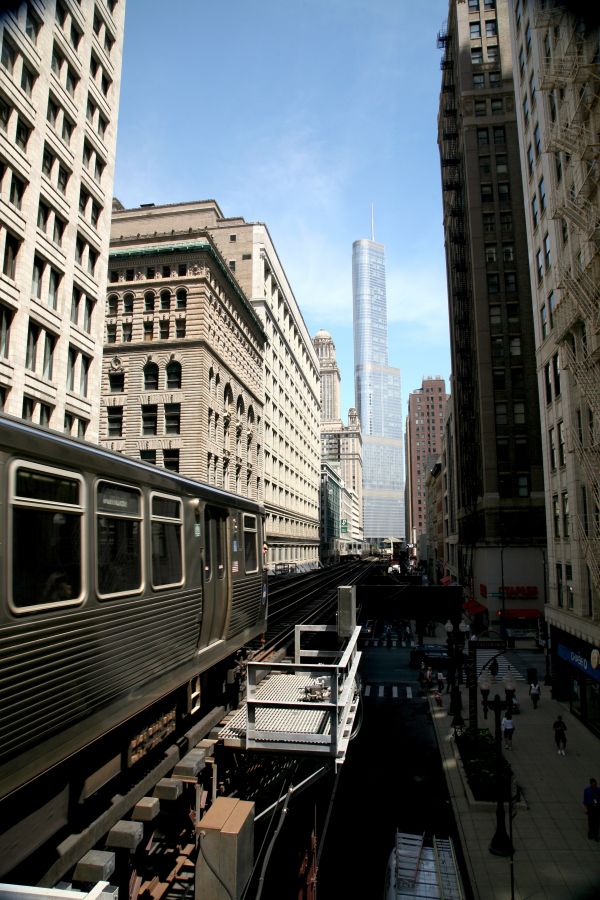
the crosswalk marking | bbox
[364,685,371,697]
[363,684,415,699]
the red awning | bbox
[497,608,540,619]
[440,575,453,585]
[464,598,487,615]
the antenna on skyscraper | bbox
[371,204,375,242]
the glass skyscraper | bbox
[352,238,404,541]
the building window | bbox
[509,336,521,357]
[471,47,483,65]
[9,173,25,210]
[67,346,77,391]
[489,71,501,87]
[500,212,512,232]
[165,403,181,435]
[477,127,489,146]
[486,20,497,37]
[534,123,541,157]
[544,362,552,403]
[544,233,551,270]
[144,362,159,391]
[558,420,566,466]
[48,268,61,309]
[163,449,179,472]
[123,293,134,314]
[487,273,500,293]
[481,183,494,202]
[26,321,39,370]
[140,450,156,464]
[552,353,561,396]
[473,73,485,89]
[495,403,508,426]
[541,304,548,339]
[553,496,560,538]
[498,182,510,203]
[176,289,187,309]
[144,291,155,311]
[160,290,171,310]
[470,22,481,39]
[562,492,570,539]
[0,303,12,357]
[106,323,116,343]
[166,361,182,389]
[143,320,153,341]
[532,194,539,228]
[549,427,556,470]
[107,405,123,438]
[159,319,169,340]
[142,404,158,436]
[122,322,132,342]
[493,126,505,144]
[527,144,534,176]
[42,331,55,380]
[514,401,525,424]
[536,249,544,282]
[175,319,186,338]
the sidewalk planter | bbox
[454,728,512,802]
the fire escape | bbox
[438,24,480,576]
[538,9,600,595]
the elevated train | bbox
[0,414,267,875]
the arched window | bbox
[176,288,187,309]
[144,291,155,312]
[166,360,182,389]
[236,395,245,419]
[223,384,233,414]
[123,292,134,314]
[208,367,214,394]
[160,290,171,311]
[144,362,158,391]
[107,293,118,315]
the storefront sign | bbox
[558,643,600,683]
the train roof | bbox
[0,413,264,514]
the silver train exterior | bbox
[0,413,267,813]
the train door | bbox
[202,506,229,644]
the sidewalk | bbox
[427,642,600,898]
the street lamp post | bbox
[479,673,491,719]
[446,619,464,726]
[482,692,513,858]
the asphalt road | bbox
[258,617,473,899]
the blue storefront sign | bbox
[557,643,600,684]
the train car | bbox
[0,414,267,873]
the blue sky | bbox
[113,0,451,417]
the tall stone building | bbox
[107,200,321,571]
[437,0,547,622]
[101,218,265,500]
[312,328,363,556]
[0,0,125,440]
[506,1,600,730]
[405,375,448,550]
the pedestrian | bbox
[425,667,433,690]
[437,671,444,693]
[501,712,515,750]
[583,777,600,841]
[529,681,541,709]
[490,657,499,681]
[553,715,567,756]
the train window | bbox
[243,514,258,573]
[96,481,142,596]
[9,462,83,610]
[151,494,183,588]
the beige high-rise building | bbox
[106,200,321,570]
[101,212,265,498]
[405,375,448,551]
[0,0,125,440]
[506,1,600,729]
[313,328,363,549]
